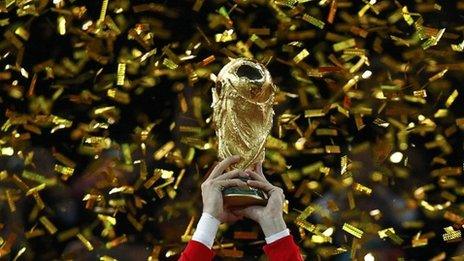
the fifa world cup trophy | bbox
[211,58,277,207]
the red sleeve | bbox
[262,235,303,261]
[178,240,215,261]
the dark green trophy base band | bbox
[223,186,268,207]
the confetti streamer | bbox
[98,0,109,24]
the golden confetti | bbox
[162,58,178,70]
[57,16,66,35]
[0,1,463,259]
[451,40,464,52]
[333,38,356,52]
[57,228,79,242]
[442,227,462,242]
[6,190,16,212]
[98,0,109,24]
[305,109,326,118]
[107,89,130,104]
[39,217,57,235]
[342,223,363,239]
[250,34,267,49]
[192,0,205,11]
[302,14,325,29]
[445,90,459,108]
[215,29,236,43]
[12,247,26,261]
[100,256,118,261]
[54,164,74,180]
[402,6,414,25]
[76,233,94,251]
[297,205,316,220]
[181,216,195,242]
[106,235,127,249]
[295,219,316,233]
[116,63,126,86]
[342,75,360,92]
[412,233,428,248]
[154,141,175,160]
[353,183,372,196]
[25,229,45,239]
[385,229,404,245]
[22,170,56,186]
[26,184,46,196]
[429,68,448,82]
[143,169,162,189]
[327,0,337,24]
[293,49,310,64]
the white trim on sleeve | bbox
[191,212,220,249]
[265,228,290,244]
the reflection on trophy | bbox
[211,58,277,207]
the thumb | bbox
[255,161,264,176]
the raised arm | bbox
[233,162,304,261]
[179,155,248,261]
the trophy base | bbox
[223,187,268,208]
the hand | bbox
[232,162,287,237]
[201,155,249,223]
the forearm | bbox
[258,215,287,238]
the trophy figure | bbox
[211,58,277,207]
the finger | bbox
[214,170,249,181]
[204,162,218,181]
[220,211,243,224]
[228,211,244,221]
[231,208,247,216]
[226,215,243,224]
[255,161,264,177]
[232,206,261,220]
[209,155,241,180]
[268,187,285,200]
[246,179,274,192]
[232,207,246,215]
[244,170,267,183]
[215,179,247,189]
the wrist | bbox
[258,215,287,238]
[203,207,219,220]
[191,212,220,248]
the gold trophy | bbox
[211,58,277,207]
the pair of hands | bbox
[201,155,287,237]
